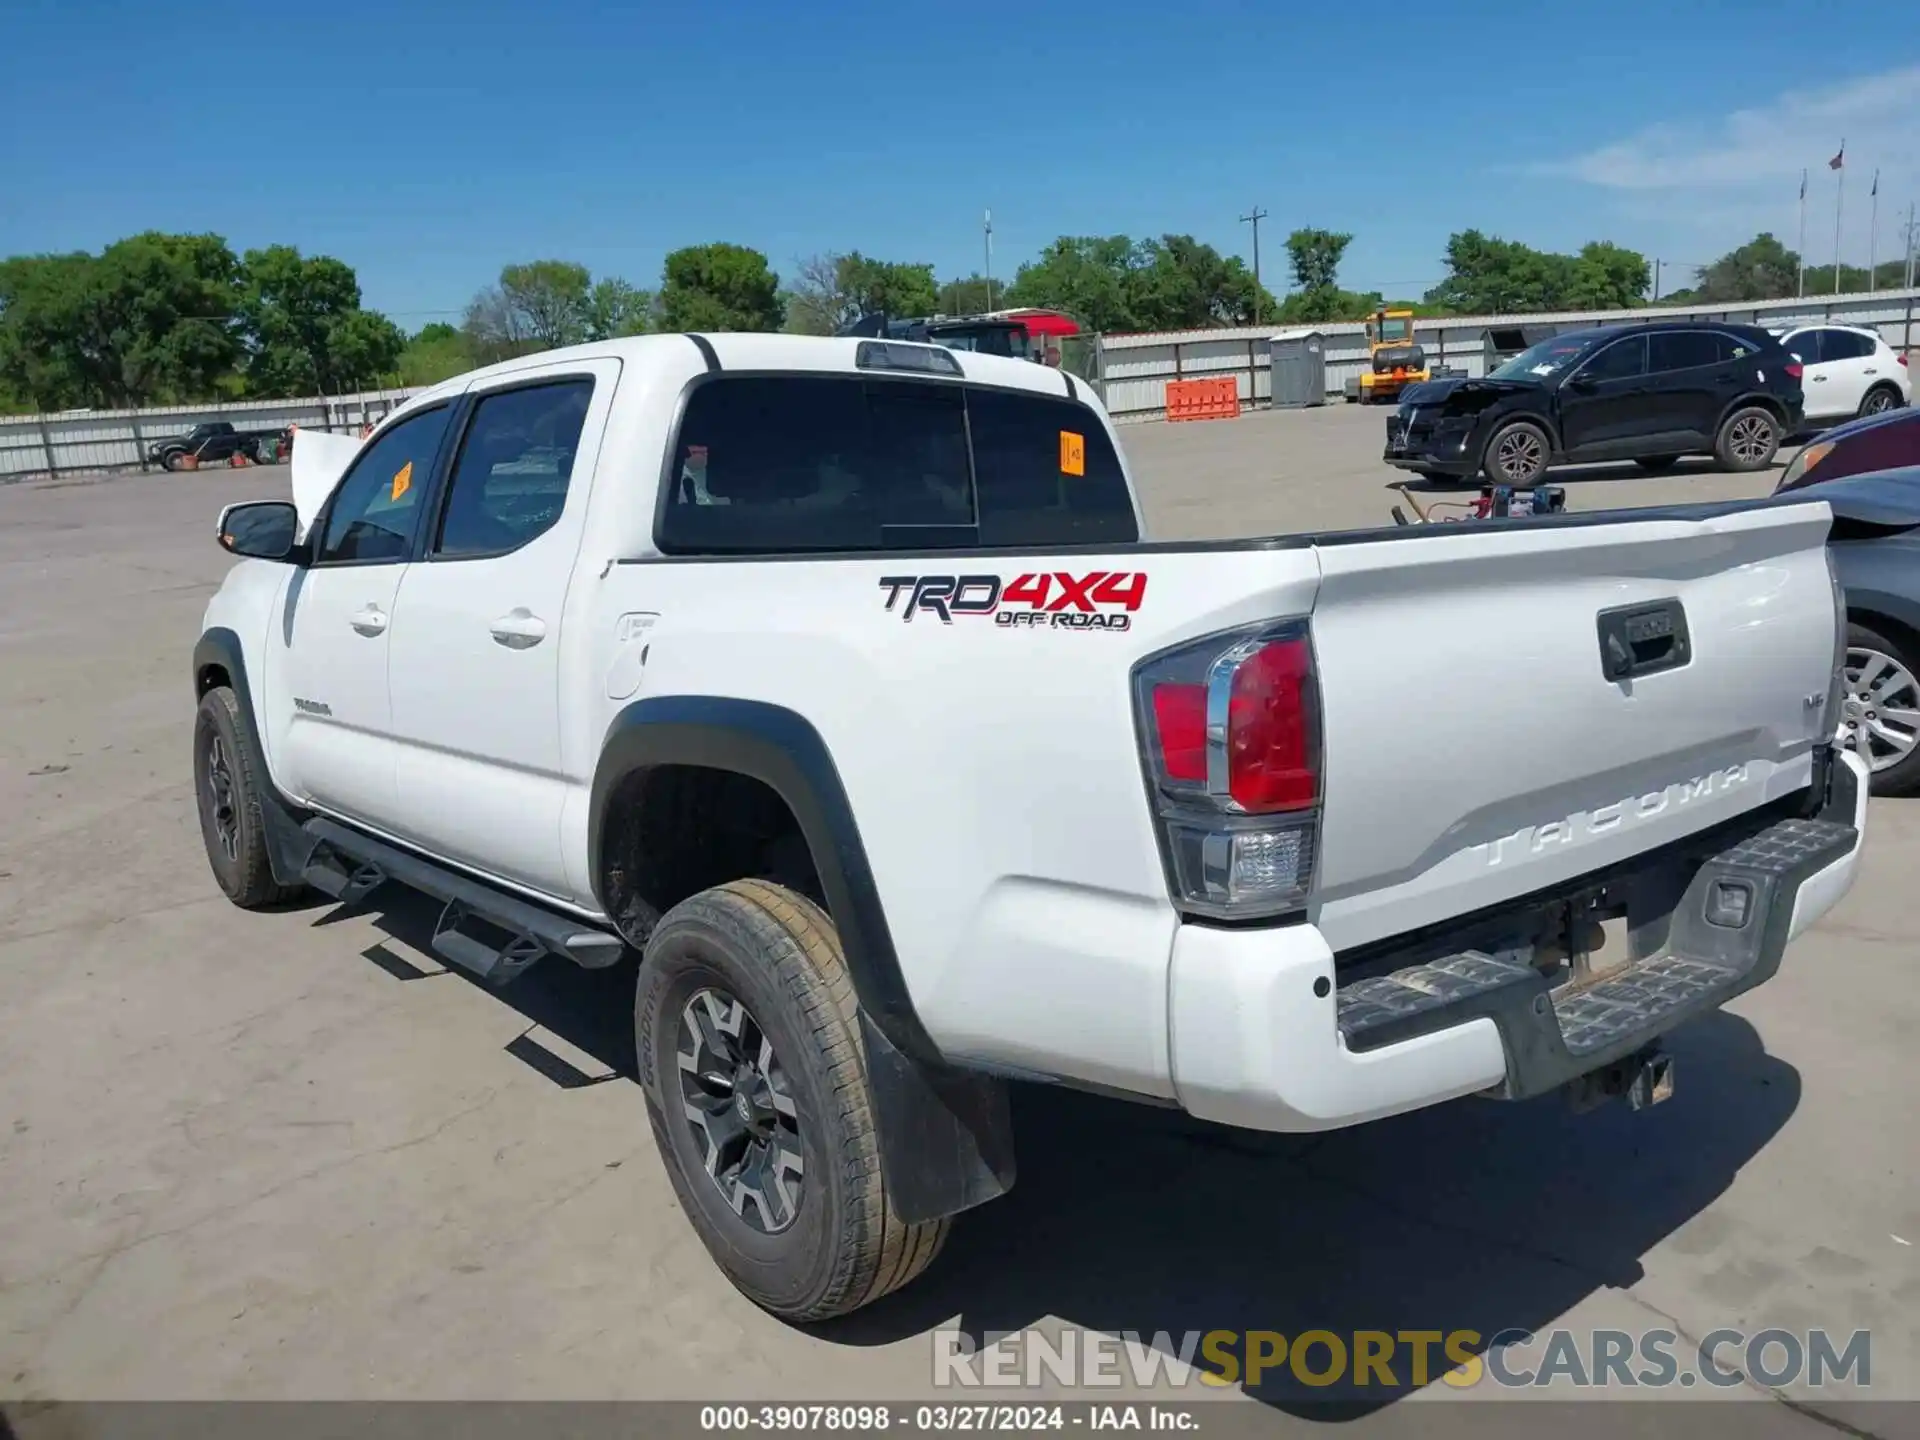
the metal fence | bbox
[0,389,415,480]
[1095,287,1920,422]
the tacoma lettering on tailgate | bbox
[1471,763,1753,867]
[878,572,1146,631]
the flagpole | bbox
[1832,140,1845,296]
[1868,170,1879,290]
[1797,169,1807,297]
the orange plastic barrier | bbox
[1165,375,1241,422]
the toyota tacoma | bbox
[192,332,1869,1322]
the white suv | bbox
[1773,323,1910,422]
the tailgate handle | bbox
[1597,599,1691,681]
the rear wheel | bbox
[635,879,949,1322]
[1859,385,1902,418]
[1480,421,1550,486]
[1841,622,1920,796]
[1714,407,1780,472]
[1634,455,1681,472]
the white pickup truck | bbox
[194,333,1869,1322]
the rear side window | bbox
[1818,329,1874,362]
[1648,331,1720,373]
[658,375,1137,554]
[435,379,592,559]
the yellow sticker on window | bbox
[1059,430,1086,477]
[390,460,413,502]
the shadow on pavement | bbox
[325,890,1799,1420]
[1389,456,1787,495]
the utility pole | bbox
[1906,202,1917,289]
[1652,258,1662,303]
[983,210,994,313]
[1240,206,1269,326]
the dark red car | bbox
[1774,402,1920,493]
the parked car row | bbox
[1383,319,1909,489]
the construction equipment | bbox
[1356,307,1430,406]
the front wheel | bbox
[1481,421,1551,486]
[194,687,302,908]
[160,450,185,472]
[1714,407,1781,472]
[1841,622,1920,796]
[635,880,950,1322]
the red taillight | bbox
[1151,684,1207,782]
[1227,638,1316,811]
[1785,361,1804,380]
[1899,353,1909,368]
[1133,622,1322,919]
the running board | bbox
[299,817,625,984]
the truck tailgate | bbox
[1305,501,1839,953]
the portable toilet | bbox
[1268,329,1327,409]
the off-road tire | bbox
[193,686,301,908]
[1713,406,1781,473]
[635,879,949,1322]
[1480,420,1551,486]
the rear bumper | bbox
[1168,751,1868,1132]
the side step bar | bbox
[300,817,625,985]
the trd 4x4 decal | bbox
[878,572,1147,630]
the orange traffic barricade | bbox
[1165,375,1241,422]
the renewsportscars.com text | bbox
[931,1327,1872,1392]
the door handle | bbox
[490,609,547,649]
[349,604,389,637]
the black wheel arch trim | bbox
[590,693,1016,1223]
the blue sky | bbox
[4,0,1916,326]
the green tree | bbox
[785,252,937,334]
[0,233,241,410]
[396,322,474,387]
[1423,231,1649,315]
[238,244,399,394]
[586,276,652,339]
[1690,233,1801,303]
[498,260,593,346]
[1284,229,1352,293]
[937,274,1000,315]
[658,243,784,332]
[1005,234,1276,333]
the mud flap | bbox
[859,1012,1016,1225]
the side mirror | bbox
[217,501,303,562]
[1564,374,1596,393]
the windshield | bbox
[1489,335,1594,380]
[1374,316,1411,344]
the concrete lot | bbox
[0,406,1914,1431]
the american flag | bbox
[1829,142,1846,171]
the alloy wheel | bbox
[1496,429,1544,481]
[1840,646,1920,773]
[676,987,805,1234]
[202,733,240,862]
[1729,415,1774,465]
[1863,390,1895,416]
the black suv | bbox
[1384,322,1805,486]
